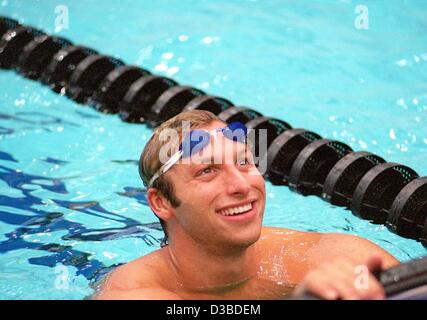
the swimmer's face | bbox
[166,121,266,248]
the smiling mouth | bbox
[217,201,255,216]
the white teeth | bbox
[220,203,253,216]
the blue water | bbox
[1,0,427,299]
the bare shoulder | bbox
[260,226,323,244]
[108,249,165,289]
[307,232,400,268]
[94,248,178,299]
[95,287,182,300]
[259,226,399,268]
[258,226,323,261]
[261,226,310,238]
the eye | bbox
[237,158,250,166]
[196,166,214,176]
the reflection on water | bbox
[0,147,161,284]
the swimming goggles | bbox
[148,121,248,187]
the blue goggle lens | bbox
[179,122,247,158]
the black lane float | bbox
[289,139,353,196]
[150,85,205,127]
[42,45,99,92]
[120,75,177,123]
[1,16,426,249]
[66,54,125,103]
[183,95,233,115]
[218,106,262,123]
[265,129,322,185]
[17,35,72,80]
[322,151,386,207]
[93,65,151,114]
[0,25,45,69]
[350,163,419,224]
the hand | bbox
[293,255,386,300]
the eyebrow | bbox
[189,147,249,168]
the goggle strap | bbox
[163,150,183,172]
[148,149,183,187]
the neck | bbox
[164,232,259,293]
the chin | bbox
[231,228,262,248]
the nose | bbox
[223,165,251,197]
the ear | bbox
[146,188,174,221]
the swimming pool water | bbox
[1,0,427,299]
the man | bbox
[95,110,399,300]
